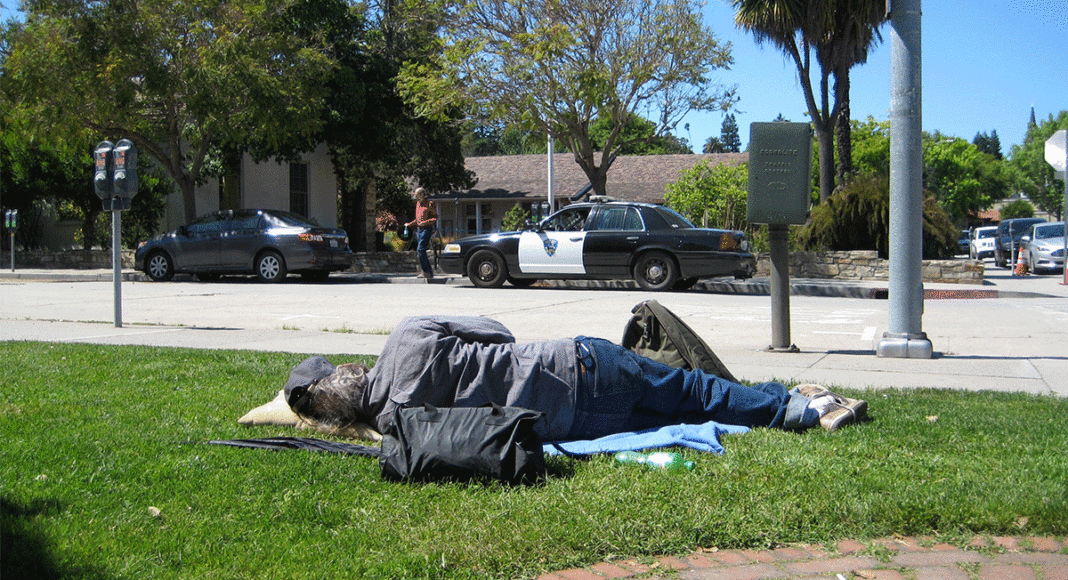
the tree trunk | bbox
[834,67,853,191]
[180,174,198,224]
[816,126,835,204]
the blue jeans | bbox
[568,337,816,440]
[416,226,435,275]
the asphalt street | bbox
[2,261,1066,396]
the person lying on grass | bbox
[283,315,867,441]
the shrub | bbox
[501,203,531,232]
[800,175,958,259]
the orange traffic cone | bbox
[1014,245,1029,276]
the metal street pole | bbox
[878,0,932,359]
[112,205,123,327]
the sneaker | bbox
[815,399,867,431]
[415,272,426,279]
[796,384,868,430]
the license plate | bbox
[330,240,338,248]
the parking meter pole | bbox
[768,224,798,352]
[8,232,13,272]
[112,206,122,328]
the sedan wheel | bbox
[467,249,507,288]
[256,250,288,283]
[634,251,678,292]
[146,252,175,282]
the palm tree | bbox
[731,0,886,202]
[820,0,887,189]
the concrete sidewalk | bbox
[3,264,1066,396]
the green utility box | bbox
[746,122,813,225]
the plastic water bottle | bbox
[614,451,695,471]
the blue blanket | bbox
[544,421,750,456]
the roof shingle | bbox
[438,152,749,204]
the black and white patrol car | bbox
[439,200,756,291]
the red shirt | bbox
[414,200,437,228]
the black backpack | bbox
[620,300,737,383]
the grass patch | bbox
[2,341,1066,579]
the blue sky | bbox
[3,0,1065,158]
[684,0,1068,156]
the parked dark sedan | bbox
[439,200,756,291]
[135,209,351,282]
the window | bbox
[464,203,494,234]
[544,207,590,232]
[289,162,309,217]
[590,207,642,231]
[186,212,229,235]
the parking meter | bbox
[94,141,114,201]
[5,209,16,271]
[112,138,138,204]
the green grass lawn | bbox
[2,341,1066,580]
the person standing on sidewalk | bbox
[406,187,437,279]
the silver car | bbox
[1022,221,1066,274]
[135,209,351,282]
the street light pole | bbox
[878,0,933,359]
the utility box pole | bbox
[748,122,812,352]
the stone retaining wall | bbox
[350,251,420,273]
[5,248,136,269]
[7,248,982,284]
[755,250,984,284]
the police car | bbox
[440,200,756,291]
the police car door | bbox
[517,206,589,274]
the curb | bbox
[1,270,1061,299]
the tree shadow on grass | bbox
[1,497,112,580]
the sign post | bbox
[1045,130,1067,285]
[747,122,813,353]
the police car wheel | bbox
[634,251,678,292]
[467,249,507,288]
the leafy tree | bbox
[589,114,693,155]
[1000,199,1035,220]
[4,0,334,224]
[399,0,736,196]
[731,0,887,202]
[850,117,891,177]
[720,114,741,153]
[287,0,474,251]
[664,160,748,231]
[923,135,1009,223]
[1008,109,1067,220]
[0,110,167,250]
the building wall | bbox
[162,145,338,231]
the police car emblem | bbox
[543,239,558,257]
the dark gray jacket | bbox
[364,316,579,440]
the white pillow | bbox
[238,389,382,442]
